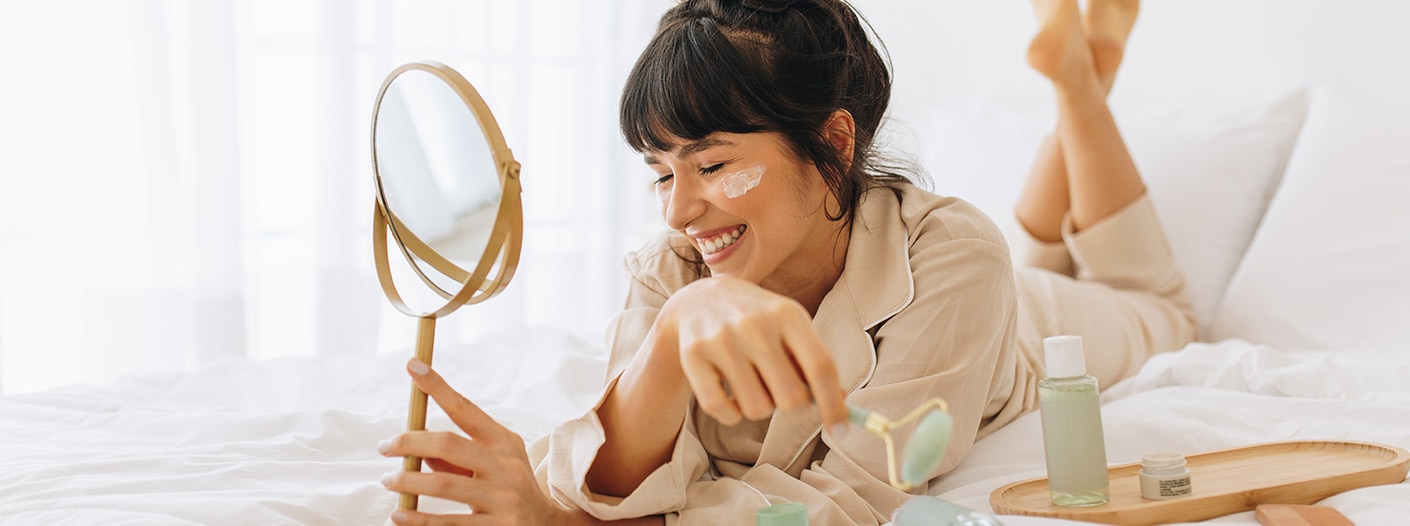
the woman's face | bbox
[645,131,843,290]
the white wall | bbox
[846,0,1410,227]
[858,0,1410,112]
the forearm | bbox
[586,330,692,497]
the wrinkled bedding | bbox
[934,341,1410,525]
[2,331,1407,525]
[0,329,607,525]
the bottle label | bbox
[1158,477,1192,497]
[1140,472,1192,500]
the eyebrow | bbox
[643,137,733,165]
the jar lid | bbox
[756,502,808,526]
[1142,452,1187,470]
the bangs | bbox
[620,17,775,153]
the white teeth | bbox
[699,226,745,255]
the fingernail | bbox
[829,423,850,441]
[391,510,408,524]
[377,439,392,455]
[380,472,396,487]
[408,359,429,376]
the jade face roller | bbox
[847,397,954,491]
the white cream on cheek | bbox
[721,164,765,198]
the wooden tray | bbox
[990,440,1410,525]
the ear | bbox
[822,109,856,168]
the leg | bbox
[1084,0,1140,93]
[1015,134,1069,244]
[1016,188,1196,385]
[1027,0,1145,232]
[1018,260,1194,387]
[1017,0,1193,381]
[1016,0,1141,244]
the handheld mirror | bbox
[369,61,523,511]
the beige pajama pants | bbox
[1013,194,1198,388]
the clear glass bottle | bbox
[1038,335,1110,507]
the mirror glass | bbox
[374,68,502,296]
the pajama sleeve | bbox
[530,198,1022,525]
[725,231,1021,524]
[528,238,711,520]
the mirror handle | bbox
[398,316,437,510]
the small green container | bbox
[756,502,808,526]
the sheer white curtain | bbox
[0,0,668,394]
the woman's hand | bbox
[658,276,849,437]
[378,358,573,526]
[586,275,849,498]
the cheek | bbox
[725,168,807,226]
[721,164,766,198]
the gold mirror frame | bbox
[369,61,523,511]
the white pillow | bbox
[920,90,1309,337]
[1122,90,1309,336]
[1209,89,1410,350]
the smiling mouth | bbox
[699,225,746,255]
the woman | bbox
[377,0,1194,524]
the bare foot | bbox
[1027,0,1099,91]
[1084,0,1140,94]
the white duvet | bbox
[933,341,1410,525]
[2,330,1408,525]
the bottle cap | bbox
[756,502,808,526]
[1043,335,1086,378]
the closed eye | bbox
[700,163,725,176]
[653,174,673,186]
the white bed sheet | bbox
[933,341,1410,525]
[0,328,609,525]
[2,331,1408,525]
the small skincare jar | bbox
[1139,453,1192,500]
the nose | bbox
[661,175,707,232]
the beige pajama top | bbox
[528,182,1194,524]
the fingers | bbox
[748,334,812,413]
[780,320,849,438]
[713,333,775,421]
[681,330,787,424]
[680,349,743,425]
[406,359,512,444]
[668,278,848,433]
[681,321,842,429]
[425,457,474,478]
[383,459,554,525]
[387,509,509,526]
[389,509,469,526]
[382,470,492,512]
[380,430,490,475]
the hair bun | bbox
[738,0,798,14]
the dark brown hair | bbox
[620,0,916,229]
